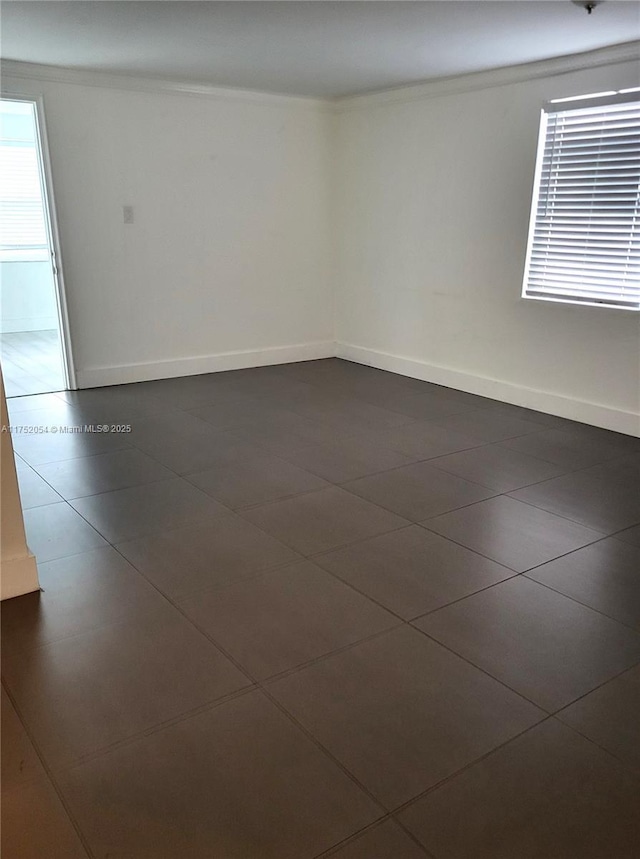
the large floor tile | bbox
[59,384,168,420]
[423,495,603,572]
[415,576,640,712]
[15,457,62,508]
[399,719,640,859]
[363,421,483,460]
[526,538,640,629]
[11,410,133,466]
[344,461,496,522]
[23,502,107,562]
[116,516,299,599]
[325,820,428,858]
[558,665,640,773]
[36,448,175,499]
[186,452,328,509]
[1,687,46,793]
[178,560,398,679]
[315,526,515,620]
[241,487,408,555]
[269,625,543,809]
[130,411,256,474]
[59,690,380,859]
[1,776,89,859]
[188,395,301,432]
[356,389,478,421]
[275,434,416,483]
[502,426,631,470]
[430,443,568,491]
[511,469,640,536]
[2,606,249,768]
[69,478,230,542]
[1,547,168,656]
[615,523,640,547]
[430,409,542,442]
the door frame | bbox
[1,93,77,390]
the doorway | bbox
[0,97,73,396]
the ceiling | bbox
[1,1,639,99]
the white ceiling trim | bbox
[0,59,332,110]
[1,40,638,113]
[334,40,640,112]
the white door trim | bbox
[1,93,77,390]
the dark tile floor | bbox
[2,358,640,858]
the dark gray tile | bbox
[23,502,107,562]
[430,443,568,491]
[399,719,640,859]
[1,547,168,656]
[116,516,299,600]
[325,821,428,858]
[57,384,168,421]
[2,605,249,768]
[241,487,408,555]
[288,394,415,435]
[186,452,328,509]
[59,691,380,859]
[1,687,46,793]
[364,390,480,421]
[36,448,174,499]
[415,576,640,711]
[344,462,496,521]
[510,466,640,535]
[69,478,230,542]
[502,427,631,470]
[558,665,640,773]
[15,458,62,508]
[430,410,542,442]
[11,413,133,466]
[615,524,640,547]
[275,434,416,483]
[269,626,543,809]
[363,421,483,460]
[179,560,398,679]
[424,496,603,572]
[526,538,640,629]
[131,411,256,474]
[1,776,89,859]
[316,526,515,619]
[188,396,299,432]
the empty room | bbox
[1,2,640,857]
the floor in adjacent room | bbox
[0,329,66,397]
[2,358,640,858]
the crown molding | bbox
[1,40,638,114]
[0,59,332,111]
[334,40,640,113]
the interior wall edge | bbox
[75,340,337,388]
[336,342,640,438]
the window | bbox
[0,100,49,262]
[522,91,640,310]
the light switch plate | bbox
[123,205,134,224]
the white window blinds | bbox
[0,141,49,260]
[522,94,640,310]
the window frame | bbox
[521,89,640,312]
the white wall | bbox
[334,59,640,434]
[1,73,334,386]
[0,261,58,333]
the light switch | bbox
[123,205,134,224]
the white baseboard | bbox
[337,342,640,437]
[75,340,337,388]
[0,552,39,601]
